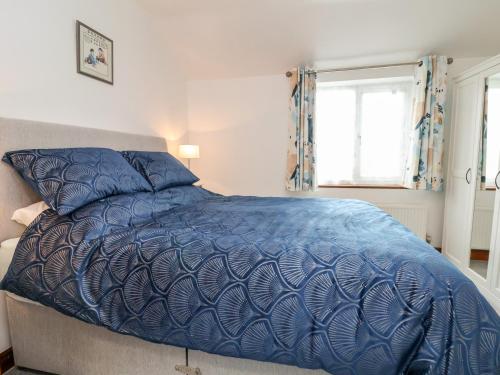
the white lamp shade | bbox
[179,144,200,159]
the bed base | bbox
[6,294,325,375]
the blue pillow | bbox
[3,148,152,215]
[121,151,199,191]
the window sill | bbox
[319,184,408,189]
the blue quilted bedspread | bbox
[2,186,499,374]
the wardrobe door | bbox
[443,75,481,267]
[489,188,500,300]
[486,73,500,301]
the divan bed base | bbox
[5,294,325,375]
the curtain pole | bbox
[285,57,454,77]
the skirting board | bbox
[6,294,326,375]
[0,347,14,374]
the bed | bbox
[0,117,499,375]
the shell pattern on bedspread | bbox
[2,186,500,375]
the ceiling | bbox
[138,0,500,80]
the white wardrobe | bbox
[443,54,500,312]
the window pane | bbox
[486,87,500,185]
[316,87,356,184]
[316,77,412,186]
[359,90,406,181]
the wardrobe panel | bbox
[443,55,500,312]
[443,76,480,267]
[468,75,500,281]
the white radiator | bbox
[378,204,428,240]
[471,207,494,250]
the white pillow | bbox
[11,201,49,226]
[0,237,20,279]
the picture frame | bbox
[76,21,114,85]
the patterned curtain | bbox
[403,56,448,191]
[286,67,317,191]
[478,79,489,190]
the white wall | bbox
[0,0,191,353]
[187,57,487,248]
[0,0,189,153]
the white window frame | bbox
[316,76,413,187]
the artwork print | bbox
[77,21,113,84]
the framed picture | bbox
[76,21,113,85]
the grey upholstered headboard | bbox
[0,117,167,242]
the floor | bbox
[470,259,488,278]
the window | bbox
[316,76,413,186]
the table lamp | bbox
[179,144,200,170]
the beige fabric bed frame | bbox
[0,117,325,375]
